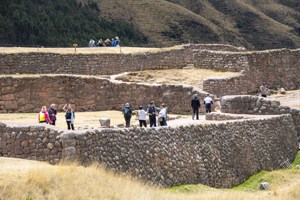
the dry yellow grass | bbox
[116,68,241,88]
[0,157,300,200]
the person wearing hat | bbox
[191,94,200,120]
[48,103,57,125]
[123,103,132,128]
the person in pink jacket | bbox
[38,106,52,124]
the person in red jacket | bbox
[38,106,52,124]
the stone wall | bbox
[0,122,62,164]
[0,44,244,76]
[0,75,208,113]
[201,49,300,96]
[203,75,249,97]
[0,114,298,188]
[0,45,299,97]
[220,95,300,141]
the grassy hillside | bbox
[0,0,147,47]
[0,152,299,199]
[91,0,300,49]
[1,0,300,49]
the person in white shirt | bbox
[137,106,147,127]
[204,94,213,113]
[158,103,167,126]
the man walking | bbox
[191,95,200,120]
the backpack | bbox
[124,107,131,117]
[39,112,45,122]
[65,111,72,119]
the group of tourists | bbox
[123,94,214,128]
[88,36,120,47]
[122,101,168,128]
[36,83,270,129]
[38,103,75,130]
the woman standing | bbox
[63,104,75,130]
[158,103,167,126]
[137,106,147,127]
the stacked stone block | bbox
[220,95,300,141]
[0,114,298,188]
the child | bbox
[137,106,147,127]
[38,106,52,124]
[63,104,75,130]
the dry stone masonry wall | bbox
[0,114,298,188]
[0,45,299,97]
[0,75,208,113]
[220,95,300,141]
[202,49,300,96]
[0,123,62,164]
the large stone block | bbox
[4,101,18,110]
[99,118,111,127]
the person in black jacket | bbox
[147,101,158,127]
[191,95,201,120]
[48,103,57,125]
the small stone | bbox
[47,143,54,149]
[259,182,270,190]
[296,165,300,169]
[99,118,111,127]
[279,88,286,94]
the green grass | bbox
[169,151,300,192]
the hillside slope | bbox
[91,0,300,49]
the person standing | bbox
[137,106,147,127]
[38,106,52,124]
[158,103,167,126]
[260,82,269,97]
[48,103,57,125]
[147,101,158,127]
[191,95,201,120]
[204,94,213,113]
[63,104,75,130]
[123,103,132,128]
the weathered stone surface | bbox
[3,114,297,188]
[99,118,110,127]
[0,76,208,114]
[220,95,300,142]
[4,101,18,110]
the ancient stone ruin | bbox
[0,44,299,188]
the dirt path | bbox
[268,89,300,110]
